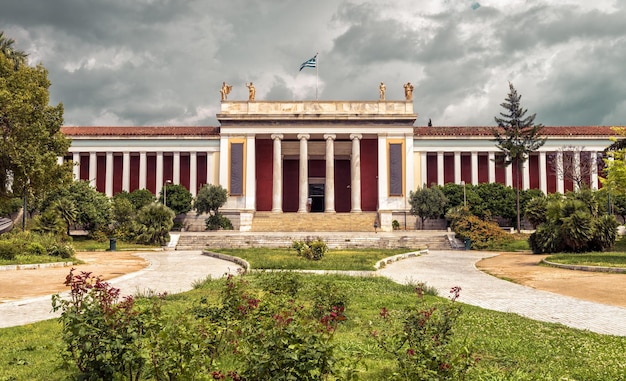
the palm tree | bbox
[0,31,28,69]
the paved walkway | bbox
[378,250,626,336]
[0,251,241,328]
[2,249,626,336]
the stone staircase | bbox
[175,231,454,251]
[250,211,378,232]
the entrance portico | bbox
[217,100,417,231]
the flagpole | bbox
[315,53,320,101]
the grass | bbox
[70,236,159,252]
[1,273,626,380]
[0,254,77,266]
[545,252,626,268]
[209,247,419,271]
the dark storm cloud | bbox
[1,0,625,127]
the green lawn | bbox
[545,252,626,268]
[209,247,419,271]
[1,274,625,380]
[71,236,160,252]
[0,254,77,266]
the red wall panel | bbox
[130,155,139,191]
[335,160,351,212]
[443,154,454,183]
[180,154,190,190]
[360,139,378,211]
[96,155,105,192]
[113,154,122,194]
[283,159,299,212]
[255,139,273,211]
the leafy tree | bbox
[0,32,73,220]
[409,185,447,230]
[134,203,174,245]
[53,198,78,236]
[41,180,111,238]
[194,184,228,216]
[474,182,516,222]
[0,31,28,69]
[493,82,546,232]
[158,183,192,215]
[114,189,155,211]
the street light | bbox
[163,180,172,207]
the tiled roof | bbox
[413,126,619,137]
[60,126,220,136]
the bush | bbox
[205,213,233,231]
[0,241,18,260]
[447,209,512,250]
[292,238,328,260]
[49,243,75,259]
[27,242,46,256]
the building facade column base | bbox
[239,211,254,232]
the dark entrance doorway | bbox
[308,183,325,212]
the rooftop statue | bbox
[379,82,386,100]
[246,82,256,101]
[404,82,414,101]
[220,82,232,101]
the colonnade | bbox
[269,133,363,213]
[69,150,217,198]
[419,150,600,193]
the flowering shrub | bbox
[370,284,478,380]
[447,207,512,249]
[292,238,328,260]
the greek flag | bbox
[299,54,317,71]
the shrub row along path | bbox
[2,249,626,336]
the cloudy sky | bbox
[2,0,625,127]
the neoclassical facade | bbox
[61,99,616,231]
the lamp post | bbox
[163,180,172,208]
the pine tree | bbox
[493,82,546,232]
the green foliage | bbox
[528,190,618,254]
[370,285,477,380]
[0,230,73,259]
[524,195,547,228]
[473,182,516,222]
[392,219,400,230]
[125,189,155,210]
[205,213,233,231]
[134,203,174,245]
[194,183,228,216]
[0,196,22,216]
[292,238,328,260]
[409,185,447,229]
[493,82,546,231]
[31,207,66,236]
[0,240,18,260]
[446,206,512,250]
[0,38,73,213]
[41,180,112,237]
[158,183,192,215]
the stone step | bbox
[175,231,453,251]
[251,212,378,232]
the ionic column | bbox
[72,152,80,180]
[271,134,283,213]
[105,152,114,197]
[122,152,130,192]
[590,151,598,190]
[556,151,564,194]
[420,152,428,187]
[324,134,336,213]
[173,152,180,184]
[454,152,461,184]
[488,152,496,183]
[523,158,530,190]
[505,163,513,187]
[573,151,581,191]
[539,151,547,194]
[156,152,164,196]
[437,152,444,186]
[89,152,97,188]
[139,152,147,190]
[471,152,478,185]
[190,152,198,196]
[206,152,215,185]
[350,133,362,213]
[297,134,310,213]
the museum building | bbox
[60,97,616,232]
